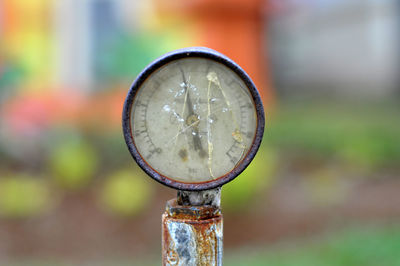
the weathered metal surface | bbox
[162,199,223,265]
[177,188,221,207]
[166,199,221,220]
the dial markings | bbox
[130,57,257,183]
[147,147,162,159]
[226,141,245,165]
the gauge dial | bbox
[123,48,264,190]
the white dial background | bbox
[130,57,257,183]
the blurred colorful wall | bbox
[1,0,171,92]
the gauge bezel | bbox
[122,47,265,191]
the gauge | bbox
[122,47,264,190]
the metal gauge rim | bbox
[122,47,265,191]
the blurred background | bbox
[0,0,399,265]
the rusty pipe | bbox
[162,191,223,266]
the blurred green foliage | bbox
[0,61,25,91]
[99,169,153,217]
[48,138,98,190]
[225,225,400,266]
[302,167,351,206]
[268,101,400,169]
[96,32,171,84]
[222,147,277,211]
[0,175,51,218]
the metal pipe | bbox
[162,189,223,265]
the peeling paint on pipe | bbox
[162,199,223,266]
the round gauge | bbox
[123,47,264,190]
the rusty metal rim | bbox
[122,47,265,191]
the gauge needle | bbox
[179,68,206,158]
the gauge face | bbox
[123,48,264,190]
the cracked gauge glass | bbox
[123,48,264,190]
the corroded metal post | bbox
[162,189,223,266]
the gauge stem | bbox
[177,188,221,207]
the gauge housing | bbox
[122,47,265,191]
